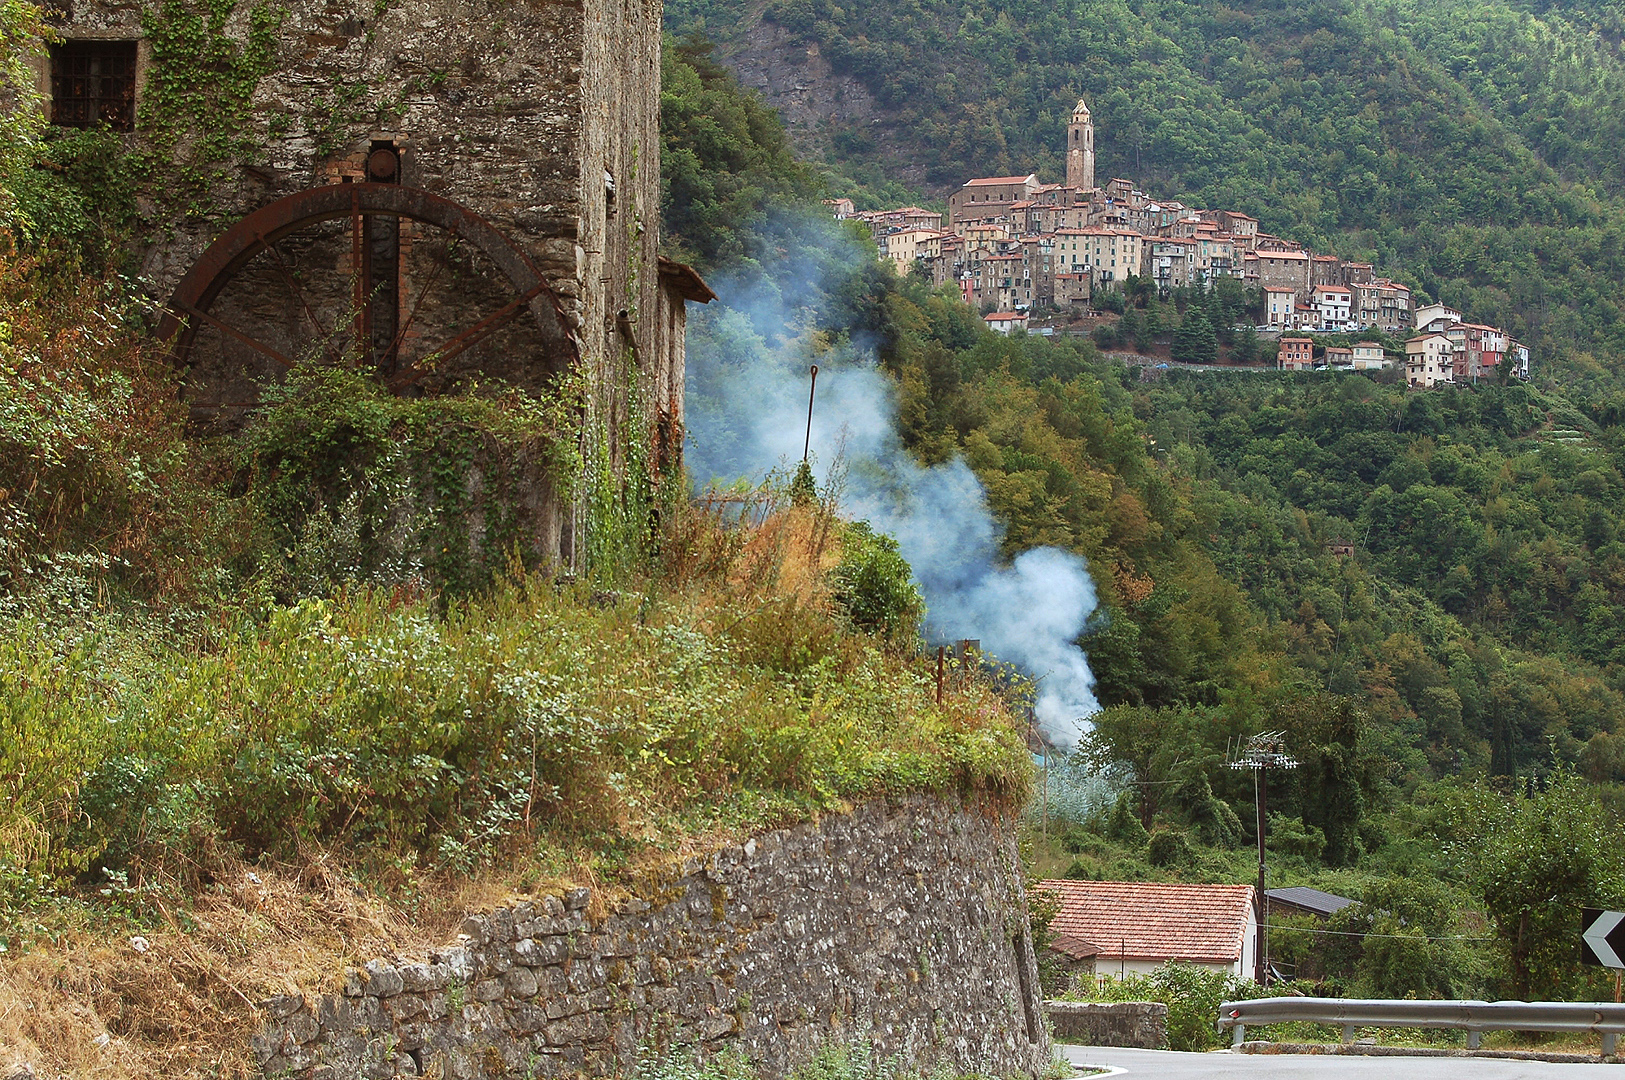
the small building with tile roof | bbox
[1038,880,1258,979]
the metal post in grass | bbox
[1229,731,1299,986]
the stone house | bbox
[948,174,1041,225]
[46,0,707,567]
[1039,880,1258,980]
[1052,271,1091,310]
[1257,250,1312,301]
[1323,346,1353,368]
[1310,254,1342,287]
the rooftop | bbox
[1038,880,1255,964]
[1266,886,1356,918]
[964,175,1038,187]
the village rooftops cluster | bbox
[1274,302,1529,385]
[828,171,1414,335]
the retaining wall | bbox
[1043,1001,1167,1049]
[253,796,1050,1079]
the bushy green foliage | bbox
[1073,963,1261,1051]
[240,363,583,599]
[829,520,925,641]
[660,33,824,272]
[1146,828,1192,868]
[0,568,1031,897]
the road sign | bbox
[1582,908,1625,968]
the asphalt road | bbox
[1057,1044,1622,1078]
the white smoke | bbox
[683,231,1100,747]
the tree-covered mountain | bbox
[664,0,1625,379]
[660,37,1625,999]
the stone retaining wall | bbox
[253,796,1050,1079]
[1043,1001,1167,1049]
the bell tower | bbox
[1066,98,1095,191]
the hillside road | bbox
[1058,1044,1619,1078]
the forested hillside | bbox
[665,0,1625,379]
[660,30,1625,1001]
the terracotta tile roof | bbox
[1038,880,1255,965]
[965,175,1037,186]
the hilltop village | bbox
[831,99,1530,389]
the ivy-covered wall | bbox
[50,0,679,574]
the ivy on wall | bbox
[137,0,283,211]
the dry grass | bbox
[0,852,542,1080]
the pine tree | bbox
[1172,306,1217,363]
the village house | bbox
[1264,286,1295,329]
[1351,341,1386,370]
[1311,284,1353,330]
[985,311,1029,335]
[1146,237,1196,293]
[824,198,856,219]
[948,175,1043,226]
[1052,271,1092,310]
[876,228,946,268]
[1446,322,1507,382]
[1324,346,1354,369]
[1354,279,1413,332]
[1311,254,1342,288]
[1406,333,1455,388]
[1278,336,1314,371]
[1040,881,1258,980]
[1414,303,1463,333]
[1257,250,1312,301]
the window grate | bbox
[50,40,137,131]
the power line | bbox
[1264,921,1494,942]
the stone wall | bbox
[51,0,681,561]
[252,796,1050,1079]
[1042,1002,1167,1050]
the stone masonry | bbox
[45,0,695,562]
[252,796,1051,1079]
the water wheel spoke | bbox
[172,302,296,369]
[390,284,544,390]
[259,233,333,344]
[387,233,457,363]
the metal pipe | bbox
[803,365,819,462]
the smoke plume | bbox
[683,225,1099,747]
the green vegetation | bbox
[666,0,1625,379]
[654,36,1625,1005]
[0,1,1031,947]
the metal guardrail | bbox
[1218,996,1625,1055]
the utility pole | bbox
[1229,732,1299,986]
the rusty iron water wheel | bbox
[156,182,578,419]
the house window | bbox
[50,40,137,131]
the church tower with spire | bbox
[1066,97,1095,191]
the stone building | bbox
[37,0,708,565]
[1066,97,1095,191]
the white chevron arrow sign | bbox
[1582,908,1625,969]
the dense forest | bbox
[660,25,1625,1003]
[664,0,1625,385]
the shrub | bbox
[1147,828,1194,867]
[1075,962,1261,1051]
[829,520,924,641]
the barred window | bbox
[50,40,137,131]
